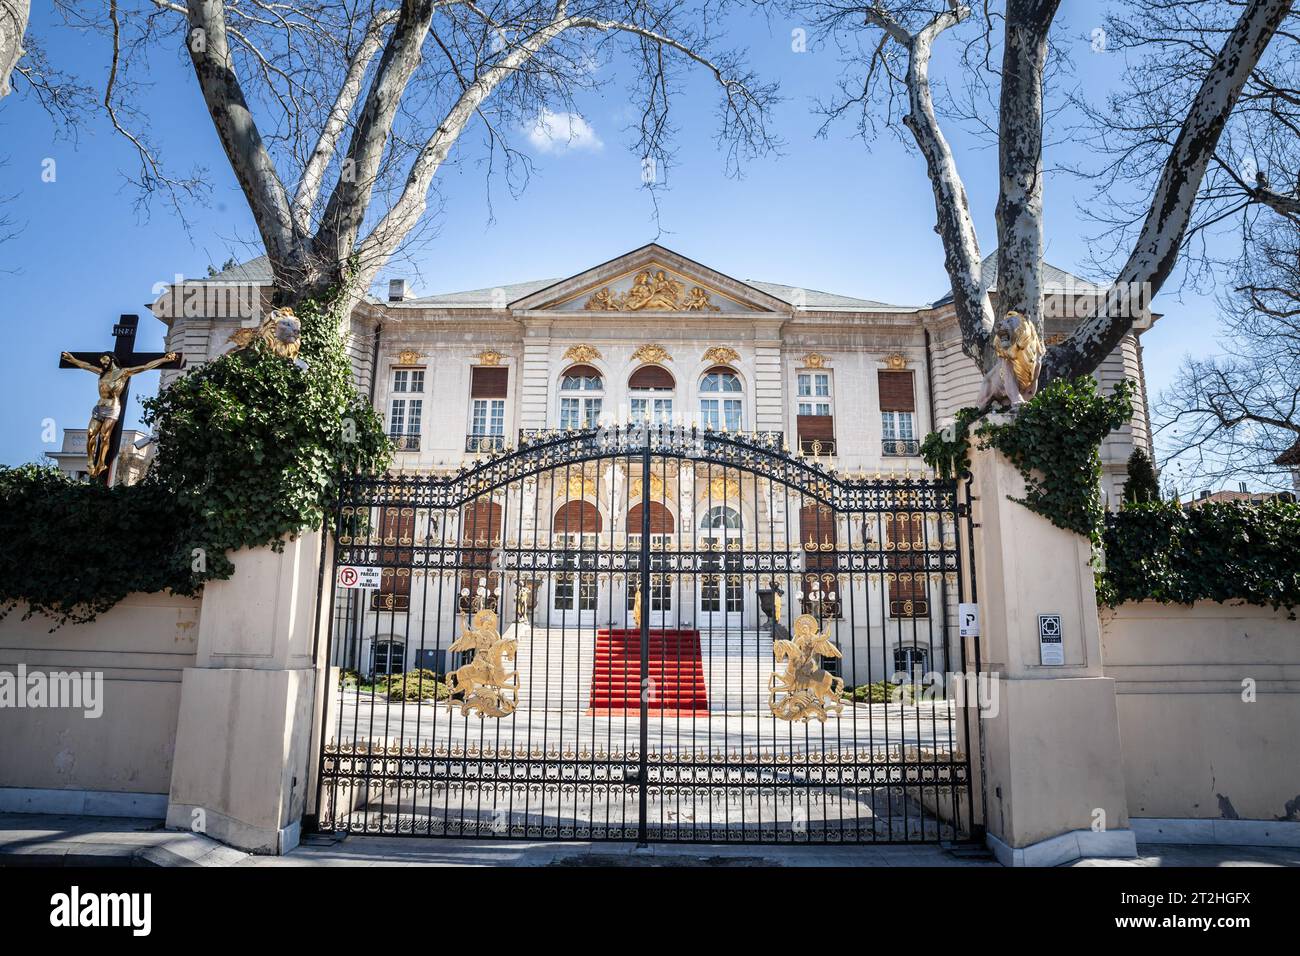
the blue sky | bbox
[0,5,1232,490]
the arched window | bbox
[699,505,741,530]
[552,500,602,535]
[627,501,675,535]
[559,364,603,430]
[699,366,743,431]
[629,365,675,425]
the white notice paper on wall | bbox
[958,603,980,638]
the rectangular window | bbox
[632,398,673,424]
[560,397,581,431]
[877,369,915,411]
[797,372,830,398]
[392,369,425,394]
[701,399,742,430]
[798,402,831,416]
[881,411,915,440]
[472,399,506,435]
[389,398,406,435]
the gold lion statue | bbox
[769,614,845,722]
[976,310,1045,410]
[446,609,519,718]
[228,306,302,360]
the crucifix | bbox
[58,314,186,484]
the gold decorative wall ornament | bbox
[446,610,519,718]
[583,270,721,312]
[475,349,506,366]
[563,344,602,364]
[395,348,423,366]
[631,343,672,365]
[883,352,908,370]
[629,474,665,501]
[708,476,740,500]
[555,475,598,500]
[703,346,740,365]
[800,352,829,369]
[769,615,845,722]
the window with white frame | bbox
[468,367,509,449]
[881,410,915,441]
[797,371,832,416]
[559,365,603,429]
[628,365,675,425]
[388,368,424,448]
[699,368,743,431]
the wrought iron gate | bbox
[314,426,978,843]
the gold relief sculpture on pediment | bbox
[583,269,721,312]
[474,349,506,366]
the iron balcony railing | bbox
[390,432,421,452]
[882,438,920,457]
[466,433,507,453]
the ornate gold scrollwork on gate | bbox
[769,614,845,723]
[446,610,519,718]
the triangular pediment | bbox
[508,244,789,315]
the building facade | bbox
[150,243,1157,682]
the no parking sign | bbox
[336,565,382,589]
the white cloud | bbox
[525,109,603,154]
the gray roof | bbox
[193,256,921,312]
[199,255,273,283]
[743,281,918,312]
[930,253,1106,307]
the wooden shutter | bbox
[627,501,675,534]
[628,365,675,389]
[797,414,836,454]
[877,370,915,412]
[373,506,415,610]
[471,366,509,398]
[562,364,600,380]
[553,500,602,534]
[460,500,503,613]
[885,512,928,617]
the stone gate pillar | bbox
[970,444,1135,865]
[165,531,328,853]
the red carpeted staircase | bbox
[587,628,709,717]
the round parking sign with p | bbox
[338,567,359,588]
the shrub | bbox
[1121,448,1161,505]
[0,292,389,628]
[377,669,449,702]
[1099,499,1300,610]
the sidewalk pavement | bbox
[2,813,1297,867]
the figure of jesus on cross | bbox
[59,315,186,483]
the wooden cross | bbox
[58,314,186,484]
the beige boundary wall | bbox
[0,593,200,817]
[1101,600,1300,844]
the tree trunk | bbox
[0,0,30,98]
[995,0,1059,333]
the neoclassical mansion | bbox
[150,243,1156,681]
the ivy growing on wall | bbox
[1098,500,1300,611]
[920,377,1136,542]
[0,292,390,628]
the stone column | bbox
[970,443,1135,866]
[165,530,327,854]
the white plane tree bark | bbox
[0,0,30,99]
[812,0,1292,387]
[83,0,777,308]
